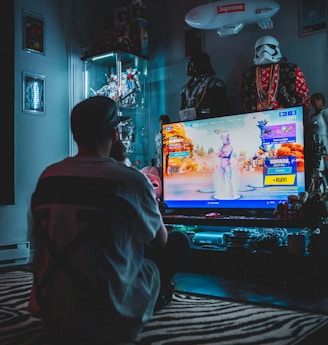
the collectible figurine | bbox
[94,66,141,109]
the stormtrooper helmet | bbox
[253,36,282,65]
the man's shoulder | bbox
[38,159,68,177]
[39,158,145,182]
[207,76,225,88]
[279,57,297,70]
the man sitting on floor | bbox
[27,96,190,345]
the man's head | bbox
[71,96,130,148]
[253,35,282,65]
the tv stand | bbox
[163,214,312,228]
[165,214,327,285]
[163,213,313,255]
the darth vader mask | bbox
[187,52,215,77]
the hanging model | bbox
[185,0,280,37]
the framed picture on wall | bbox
[299,0,327,36]
[23,72,45,115]
[23,10,45,54]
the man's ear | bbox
[111,127,119,142]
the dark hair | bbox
[311,93,326,107]
[70,96,129,147]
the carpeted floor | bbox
[1,270,328,345]
[174,271,328,315]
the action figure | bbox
[93,73,119,101]
[120,66,141,108]
[94,66,141,109]
[305,93,328,203]
[309,93,328,155]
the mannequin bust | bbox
[240,35,310,121]
[180,52,230,120]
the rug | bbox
[1,270,328,345]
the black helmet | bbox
[187,52,215,77]
[71,96,130,146]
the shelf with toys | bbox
[82,51,149,168]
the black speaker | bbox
[185,28,202,58]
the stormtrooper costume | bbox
[240,36,310,120]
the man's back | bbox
[29,156,161,344]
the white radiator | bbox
[0,242,30,267]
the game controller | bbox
[205,212,221,218]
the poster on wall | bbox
[23,72,46,115]
[23,10,45,54]
[299,0,327,36]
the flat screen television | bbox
[161,106,306,216]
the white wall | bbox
[0,0,92,252]
[0,0,70,249]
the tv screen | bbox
[162,106,305,215]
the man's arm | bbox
[149,223,168,247]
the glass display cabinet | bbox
[82,51,149,167]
